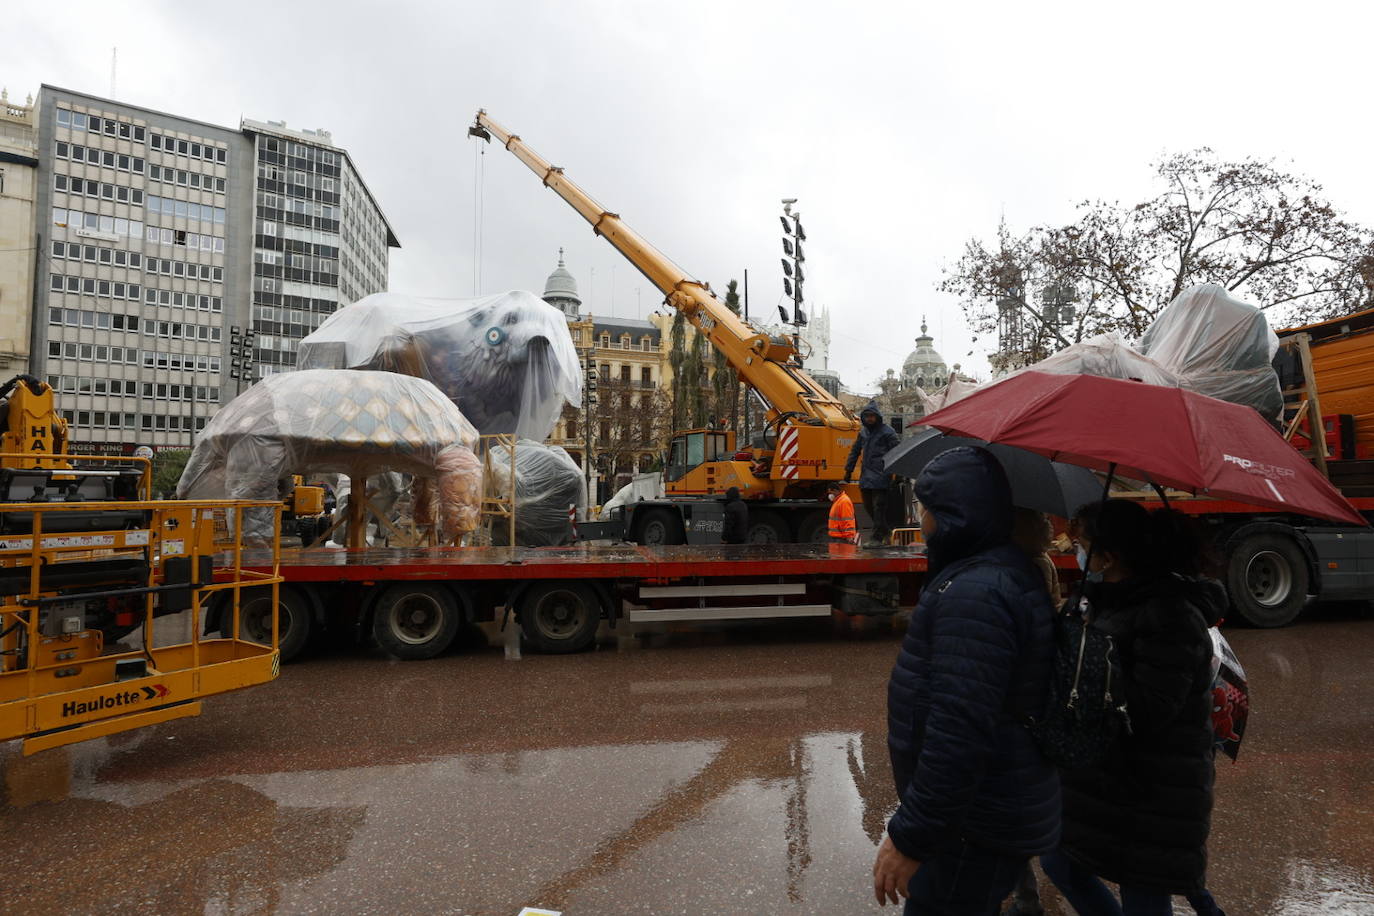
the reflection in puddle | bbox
[1273,859,1374,915]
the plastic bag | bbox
[1208,627,1250,762]
[296,291,583,441]
[486,439,587,546]
[1140,284,1282,423]
[178,369,481,539]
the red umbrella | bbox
[919,371,1367,526]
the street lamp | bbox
[780,199,809,365]
[583,356,598,502]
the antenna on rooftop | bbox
[110,47,117,99]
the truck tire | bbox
[637,509,684,546]
[372,584,462,660]
[221,586,314,663]
[519,581,601,653]
[1226,532,1310,627]
[796,511,829,544]
[747,511,788,544]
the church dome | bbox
[542,249,581,315]
[902,319,949,390]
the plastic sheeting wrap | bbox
[487,440,587,547]
[600,472,664,520]
[1140,283,1283,424]
[296,291,583,441]
[1016,332,1182,388]
[919,377,979,417]
[177,370,482,540]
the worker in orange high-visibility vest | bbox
[827,481,858,544]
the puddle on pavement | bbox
[2,624,1374,913]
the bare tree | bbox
[942,149,1373,367]
[592,379,673,477]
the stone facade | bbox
[0,90,37,374]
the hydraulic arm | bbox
[470,111,857,438]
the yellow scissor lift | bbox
[0,452,283,755]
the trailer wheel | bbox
[637,509,684,546]
[796,511,829,544]
[1227,532,1310,627]
[372,584,462,660]
[747,511,788,544]
[222,586,314,663]
[519,581,601,653]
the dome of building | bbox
[542,248,581,318]
[901,318,949,390]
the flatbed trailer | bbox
[224,543,964,662]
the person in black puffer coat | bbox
[874,446,1060,914]
[1041,500,1225,915]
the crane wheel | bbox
[796,511,829,545]
[518,581,601,653]
[220,586,314,663]
[1226,532,1310,627]
[637,509,684,546]
[372,584,462,661]
[746,511,788,544]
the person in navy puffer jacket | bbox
[873,446,1060,914]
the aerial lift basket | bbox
[0,490,284,755]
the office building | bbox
[241,119,397,380]
[28,85,398,453]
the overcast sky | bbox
[11,0,1373,391]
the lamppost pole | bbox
[780,200,808,368]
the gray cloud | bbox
[10,0,1373,390]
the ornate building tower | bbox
[542,248,582,319]
[901,319,949,391]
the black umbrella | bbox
[884,428,1102,518]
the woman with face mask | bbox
[1040,500,1227,916]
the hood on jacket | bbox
[860,400,883,424]
[915,446,1013,574]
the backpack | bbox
[1026,602,1132,769]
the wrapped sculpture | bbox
[1140,283,1283,424]
[486,440,587,547]
[178,370,481,541]
[931,286,1283,431]
[296,291,583,441]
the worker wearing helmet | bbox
[827,481,858,544]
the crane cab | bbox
[663,428,768,499]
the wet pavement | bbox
[3,605,1374,915]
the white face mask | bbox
[1077,544,1104,583]
[827,493,837,503]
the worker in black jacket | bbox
[720,486,748,544]
[1041,500,1224,914]
[844,401,900,545]
[875,446,1059,912]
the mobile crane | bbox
[470,111,864,544]
[0,374,283,754]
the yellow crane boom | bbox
[470,111,856,438]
